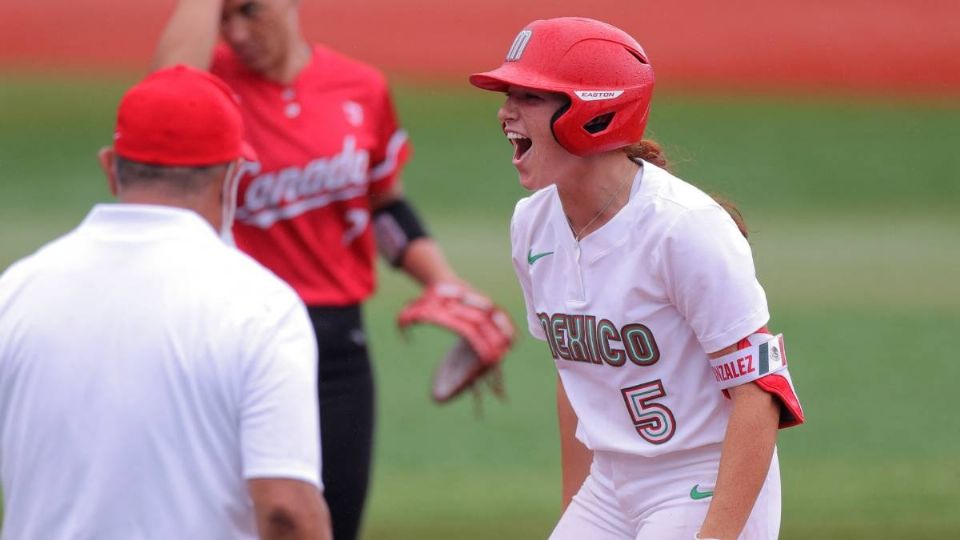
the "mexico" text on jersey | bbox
[537,312,660,367]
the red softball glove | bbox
[397,282,516,403]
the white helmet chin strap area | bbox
[219,159,242,244]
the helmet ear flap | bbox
[549,99,572,148]
[550,100,618,152]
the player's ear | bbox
[98,147,121,197]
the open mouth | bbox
[507,132,532,162]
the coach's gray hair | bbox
[115,157,229,194]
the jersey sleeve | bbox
[660,205,770,353]
[367,84,411,195]
[239,291,322,487]
[510,204,547,341]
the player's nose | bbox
[221,16,251,45]
[497,99,517,123]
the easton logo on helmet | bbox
[574,90,625,101]
[505,30,533,61]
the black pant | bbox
[308,305,374,540]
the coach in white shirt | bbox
[0,65,331,540]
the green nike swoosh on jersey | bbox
[527,249,554,265]
[690,485,714,500]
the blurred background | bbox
[2,1,958,538]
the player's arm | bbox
[370,179,461,286]
[248,479,332,540]
[557,376,592,511]
[696,343,780,540]
[152,0,223,70]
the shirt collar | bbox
[78,204,220,242]
[549,161,657,263]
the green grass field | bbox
[2,75,958,538]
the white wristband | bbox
[694,534,720,540]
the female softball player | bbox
[470,17,804,540]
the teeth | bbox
[506,132,529,140]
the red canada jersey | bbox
[212,44,410,306]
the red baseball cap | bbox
[114,64,256,166]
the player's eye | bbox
[505,90,542,101]
[239,2,259,18]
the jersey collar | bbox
[79,204,220,242]
[549,160,656,264]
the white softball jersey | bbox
[511,161,770,457]
[0,205,321,540]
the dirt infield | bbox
[2,0,958,95]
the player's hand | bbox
[397,282,516,402]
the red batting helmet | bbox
[470,17,655,157]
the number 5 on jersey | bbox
[621,380,676,444]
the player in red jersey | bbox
[153,2,513,539]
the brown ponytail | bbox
[624,139,749,239]
[623,139,668,168]
[710,195,749,239]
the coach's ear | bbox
[98,147,121,197]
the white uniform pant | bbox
[550,444,780,540]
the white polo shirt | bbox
[511,161,769,457]
[0,204,321,540]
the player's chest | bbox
[526,226,667,316]
[239,85,380,168]
[526,240,681,376]
[529,247,671,372]
[232,86,383,216]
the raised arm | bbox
[152,0,223,71]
